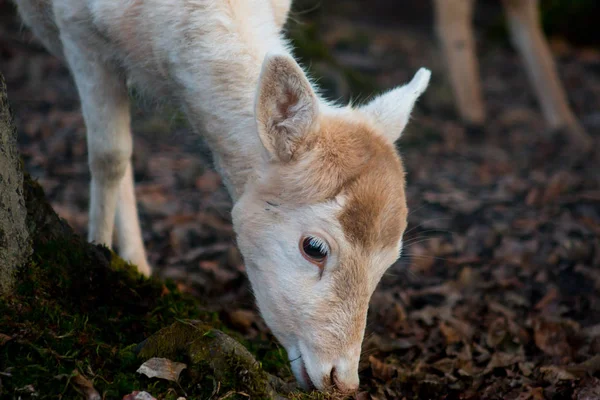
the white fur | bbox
[15,0,428,392]
[360,68,431,143]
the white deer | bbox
[14,0,430,393]
[433,0,592,150]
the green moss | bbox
[0,232,213,399]
[246,340,291,378]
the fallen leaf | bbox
[539,366,577,382]
[519,362,535,377]
[431,357,456,375]
[71,370,101,400]
[137,358,187,382]
[365,333,416,352]
[369,356,397,382]
[0,333,12,346]
[195,171,222,192]
[534,287,559,311]
[224,309,256,332]
[356,392,371,400]
[517,386,545,400]
[486,318,508,348]
[440,321,461,344]
[16,384,37,395]
[484,352,523,374]
[566,355,600,376]
[542,171,580,204]
[122,391,158,400]
[456,361,480,377]
[533,318,574,358]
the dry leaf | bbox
[539,366,577,382]
[225,309,256,332]
[0,333,12,346]
[368,356,397,382]
[365,333,416,353]
[518,387,545,400]
[137,358,187,382]
[542,171,579,204]
[566,355,600,376]
[440,321,462,344]
[122,391,158,400]
[71,370,101,400]
[356,392,371,400]
[484,352,523,374]
[533,318,573,358]
[486,318,508,348]
[534,287,559,311]
[431,358,456,375]
[519,362,535,377]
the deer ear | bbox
[360,68,431,143]
[255,53,319,162]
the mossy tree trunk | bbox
[0,72,30,295]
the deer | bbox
[13,0,431,393]
[433,0,593,151]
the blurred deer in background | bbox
[433,0,593,150]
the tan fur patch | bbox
[260,114,407,251]
[337,143,407,250]
[318,116,407,250]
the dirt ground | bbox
[2,0,600,398]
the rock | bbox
[136,320,296,399]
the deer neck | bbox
[176,11,311,201]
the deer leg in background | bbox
[502,0,593,151]
[433,0,486,128]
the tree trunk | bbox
[0,71,30,295]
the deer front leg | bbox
[115,162,152,276]
[433,0,486,127]
[58,30,144,272]
[502,0,593,151]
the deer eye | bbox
[300,236,329,266]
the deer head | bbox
[232,53,430,393]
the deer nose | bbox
[329,365,359,393]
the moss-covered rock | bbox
[137,320,296,399]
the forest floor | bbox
[1,0,600,398]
